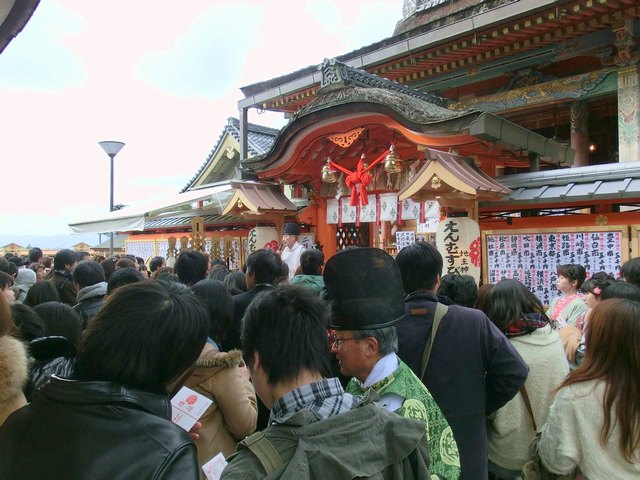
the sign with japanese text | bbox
[482,227,628,305]
[436,217,481,284]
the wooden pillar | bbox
[570,100,589,167]
[239,107,248,161]
[618,64,640,162]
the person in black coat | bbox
[395,242,529,480]
[224,249,283,431]
[223,249,283,352]
[0,281,209,480]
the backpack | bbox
[228,402,431,479]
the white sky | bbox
[1,0,403,237]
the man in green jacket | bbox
[221,284,431,479]
[325,248,461,480]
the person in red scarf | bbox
[484,279,569,479]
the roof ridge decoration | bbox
[318,58,449,108]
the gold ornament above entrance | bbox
[327,127,365,148]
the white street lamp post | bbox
[98,141,125,256]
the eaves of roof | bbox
[239,0,558,106]
[481,161,640,207]
[0,0,40,54]
[180,117,279,193]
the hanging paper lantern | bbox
[248,226,280,253]
[435,217,481,284]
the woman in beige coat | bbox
[189,280,257,465]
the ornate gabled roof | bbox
[181,117,279,193]
[315,58,447,108]
[399,148,511,203]
[221,181,297,217]
[240,60,573,179]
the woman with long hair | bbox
[539,298,640,477]
[484,279,569,478]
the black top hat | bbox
[283,223,301,236]
[323,247,405,330]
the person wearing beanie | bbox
[72,260,108,330]
[280,222,304,280]
[15,268,37,303]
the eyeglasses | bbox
[332,336,359,348]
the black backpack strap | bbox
[241,431,284,475]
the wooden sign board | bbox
[482,226,628,305]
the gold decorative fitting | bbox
[384,144,402,174]
[327,127,365,148]
[431,175,441,189]
[595,215,608,226]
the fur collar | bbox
[0,336,29,402]
[195,349,244,369]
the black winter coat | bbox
[25,336,76,401]
[0,376,200,480]
[397,291,529,480]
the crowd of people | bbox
[0,226,638,479]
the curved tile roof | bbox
[180,117,279,193]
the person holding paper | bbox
[186,279,258,465]
[0,281,209,480]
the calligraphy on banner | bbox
[248,227,279,253]
[435,218,481,284]
[396,231,416,252]
[125,241,156,259]
[483,229,627,305]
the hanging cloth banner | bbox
[340,197,357,224]
[379,193,399,222]
[359,194,377,224]
[435,217,481,284]
[425,200,441,219]
[401,198,421,220]
[326,198,339,225]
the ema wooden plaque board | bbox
[481,226,628,305]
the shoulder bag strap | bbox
[420,303,449,379]
[520,385,538,432]
[241,431,284,475]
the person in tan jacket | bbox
[188,279,258,465]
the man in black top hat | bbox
[220,283,432,479]
[324,247,460,479]
[280,222,304,280]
